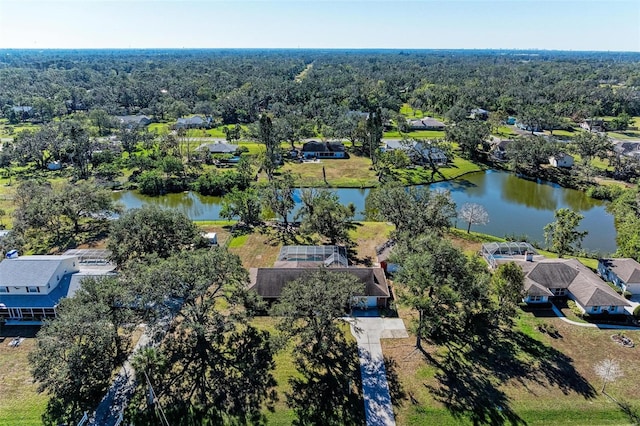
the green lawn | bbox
[384,130,446,139]
[385,306,640,426]
[280,155,379,188]
[0,338,48,426]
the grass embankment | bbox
[281,155,380,188]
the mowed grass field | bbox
[0,337,48,426]
[383,309,640,425]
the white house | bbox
[549,153,574,168]
[202,232,218,246]
[598,258,640,295]
[0,254,115,322]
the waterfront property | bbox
[0,252,115,323]
[549,153,574,168]
[248,245,389,308]
[301,141,347,159]
[382,139,447,165]
[598,258,640,295]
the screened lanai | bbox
[275,246,349,268]
[481,242,537,269]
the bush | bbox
[633,305,640,319]
[586,185,624,201]
[624,291,633,300]
[567,300,584,317]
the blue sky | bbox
[0,1,638,51]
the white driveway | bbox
[347,317,408,426]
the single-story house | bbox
[116,115,152,128]
[382,140,447,165]
[0,253,116,323]
[175,116,211,129]
[490,139,513,161]
[248,267,390,308]
[506,116,517,125]
[613,141,640,158]
[521,258,630,314]
[301,141,346,159]
[549,153,574,168]
[598,258,640,295]
[580,119,606,133]
[470,108,489,120]
[407,117,446,131]
[197,142,238,154]
[516,122,543,133]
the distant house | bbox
[516,121,543,133]
[521,258,630,314]
[47,161,62,171]
[301,141,346,159]
[490,139,513,161]
[407,117,446,131]
[613,141,640,159]
[0,254,115,323]
[598,258,640,295]
[202,232,218,246]
[549,153,574,168]
[116,115,152,128]
[9,106,34,122]
[506,116,517,125]
[383,140,447,165]
[197,142,238,154]
[248,267,390,308]
[580,119,606,133]
[470,108,489,120]
[175,116,211,129]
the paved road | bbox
[87,326,152,426]
[348,317,408,426]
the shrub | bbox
[567,300,584,317]
[634,305,640,319]
[586,185,624,201]
[624,291,633,300]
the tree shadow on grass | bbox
[424,328,596,426]
[287,338,365,426]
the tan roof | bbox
[524,259,629,308]
[600,258,640,284]
[248,267,390,299]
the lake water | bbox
[113,170,617,254]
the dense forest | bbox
[1,49,640,126]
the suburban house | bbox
[549,153,574,168]
[598,258,640,295]
[248,246,390,308]
[197,142,239,154]
[481,243,630,314]
[0,252,116,323]
[470,108,489,120]
[382,140,447,165]
[407,117,446,131]
[116,115,152,128]
[10,106,34,121]
[490,138,513,161]
[174,116,212,129]
[522,258,630,314]
[580,119,606,133]
[613,141,640,159]
[301,141,346,159]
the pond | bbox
[113,170,617,254]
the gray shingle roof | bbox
[599,258,640,284]
[0,255,76,287]
[197,142,238,154]
[525,259,629,308]
[248,267,390,299]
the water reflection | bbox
[114,170,616,254]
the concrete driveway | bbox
[347,317,408,426]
